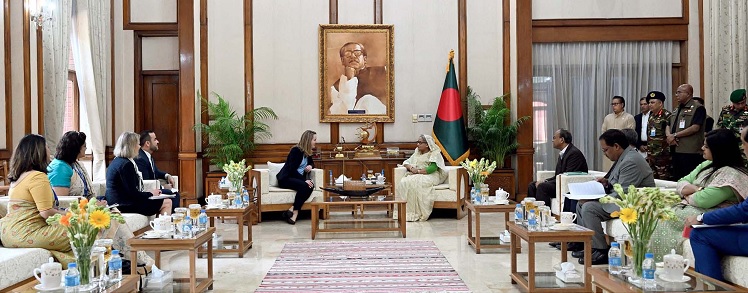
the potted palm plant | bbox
[195,91,277,169]
[467,89,529,198]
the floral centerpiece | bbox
[223,159,252,192]
[460,158,497,186]
[47,198,125,287]
[600,184,680,277]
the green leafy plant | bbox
[468,92,529,168]
[195,92,278,168]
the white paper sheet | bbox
[566,181,606,200]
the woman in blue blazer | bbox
[277,130,317,225]
[106,132,170,216]
[687,127,748,281]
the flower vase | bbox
[630,238,649,280]
[72,243,97,291]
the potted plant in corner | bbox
[467,88,529,198]
[195,91,278,195]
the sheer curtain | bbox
[42,0,71,150]
[71,0,110,180]
[706,0,748,115]
[532,42,674,172]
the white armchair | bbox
[249,168,324,222]
[393,166,469,219]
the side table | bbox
[588,267,745,293]
[466,200,521,253]
[12,275,139,293]
[128,228,215,293]
[198,203,254,257]
[508,221,594,292]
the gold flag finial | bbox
[446,50,455,73]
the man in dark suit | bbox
[528,129,589,210]
[693,97,714,132]
[634,97,651,154]
[135,130,180,210]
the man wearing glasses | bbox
[601,96,635,171]
[329,42,387,115]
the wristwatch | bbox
[696,213,704,222]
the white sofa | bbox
[0,196,150,291]
[547,170,748,288]
[249,168,324,222]
[393,166,469,219]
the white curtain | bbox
[70,0,110,180]
[42,0,71,150]
[532,42,674,171]
[707,0,748,115]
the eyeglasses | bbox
[416,141,427,145]
[601,146,610,153]
[610,102,622,106]
[342,50,364,58]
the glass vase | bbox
[72,243,97,291]
[631,238,649,279]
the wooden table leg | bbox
[561,242,568,262]
[528,238,536,292]
[399,202,406,238]
[208,236,214,290]
[311,204,318,239]
[237,212,244,257]
[585,238,592,292]
[475,210,482,254]
[189,249,196,293]
[467,207,474,246]
[155,251,161,267]
[510,230,517,284]
[130,251,137,275]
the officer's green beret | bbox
[730,89,747,103]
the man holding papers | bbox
[574,129,655,265]
[528,129,588,210]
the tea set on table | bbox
[32,258,63,291]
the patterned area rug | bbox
[256,240,471,292]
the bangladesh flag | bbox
[432,50,469,166]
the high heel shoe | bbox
[282,210,293,219]
[286,217,296,225]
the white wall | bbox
[382,0,459,142]
[142,37,179,70]
[532,0,682,19]
[208,0,246,118]
[11,0,25,144]
[130,0,176,23]
[252,0,330,143]
[467,0,503,100]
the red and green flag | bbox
[433,50,469,166]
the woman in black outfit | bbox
[277,130,317,224]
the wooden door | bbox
[139,73,179,175]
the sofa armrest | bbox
[556,173,597,213]
[252,169,270,195]
[444,166,461,190]
[537,170,555,182]
[310,168,323,190]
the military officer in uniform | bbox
[645,91,672,180]
[716,89,748,136]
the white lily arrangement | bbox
[223,159,251,191]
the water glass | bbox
[616,234,633,274]
[91,246,108,287]
[93,239,114,262]
[480,184,489,204]
[539,206,552,228]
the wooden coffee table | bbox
[508,221,594,292]
[310,199,406,239]
[588,267,747,292]
[13,274,139,292]
[198,203,254,257]
[128,227,215,293]
[466,200,520,253]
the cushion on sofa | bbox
[267,162,284,187]
[0,247,52,290]
[261,190,322,205]
[121,213,150,232]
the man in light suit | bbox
[528,129,588,211]
[573,129,655,265]
[135,130,180,210]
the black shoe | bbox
[549,242,561,248]
[286,217,296,225]
[282,210,293,219]
[571,250,585,258]
[566,242,584,252]
[579,249,608,265]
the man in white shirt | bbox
[634,97,651,156]
[601,96,635,171]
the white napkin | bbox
[559,262,581,279]
[335,175,351,184]
[151,265,164,278]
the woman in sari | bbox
[398,134,448,222]
[650,129,748,260]
[47,131,153,268]
[0,134,74,267]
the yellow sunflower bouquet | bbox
[600,184,680,277]
[46,198,125,285]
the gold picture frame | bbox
[319,24,394,123]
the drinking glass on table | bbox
[617,234,633,274]
[94,238,114,261]
[189,204,201,223]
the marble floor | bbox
[156,210,589,293]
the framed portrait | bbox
[319,24,394,123]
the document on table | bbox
[566,181,607,200]
[692,223,748,229]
